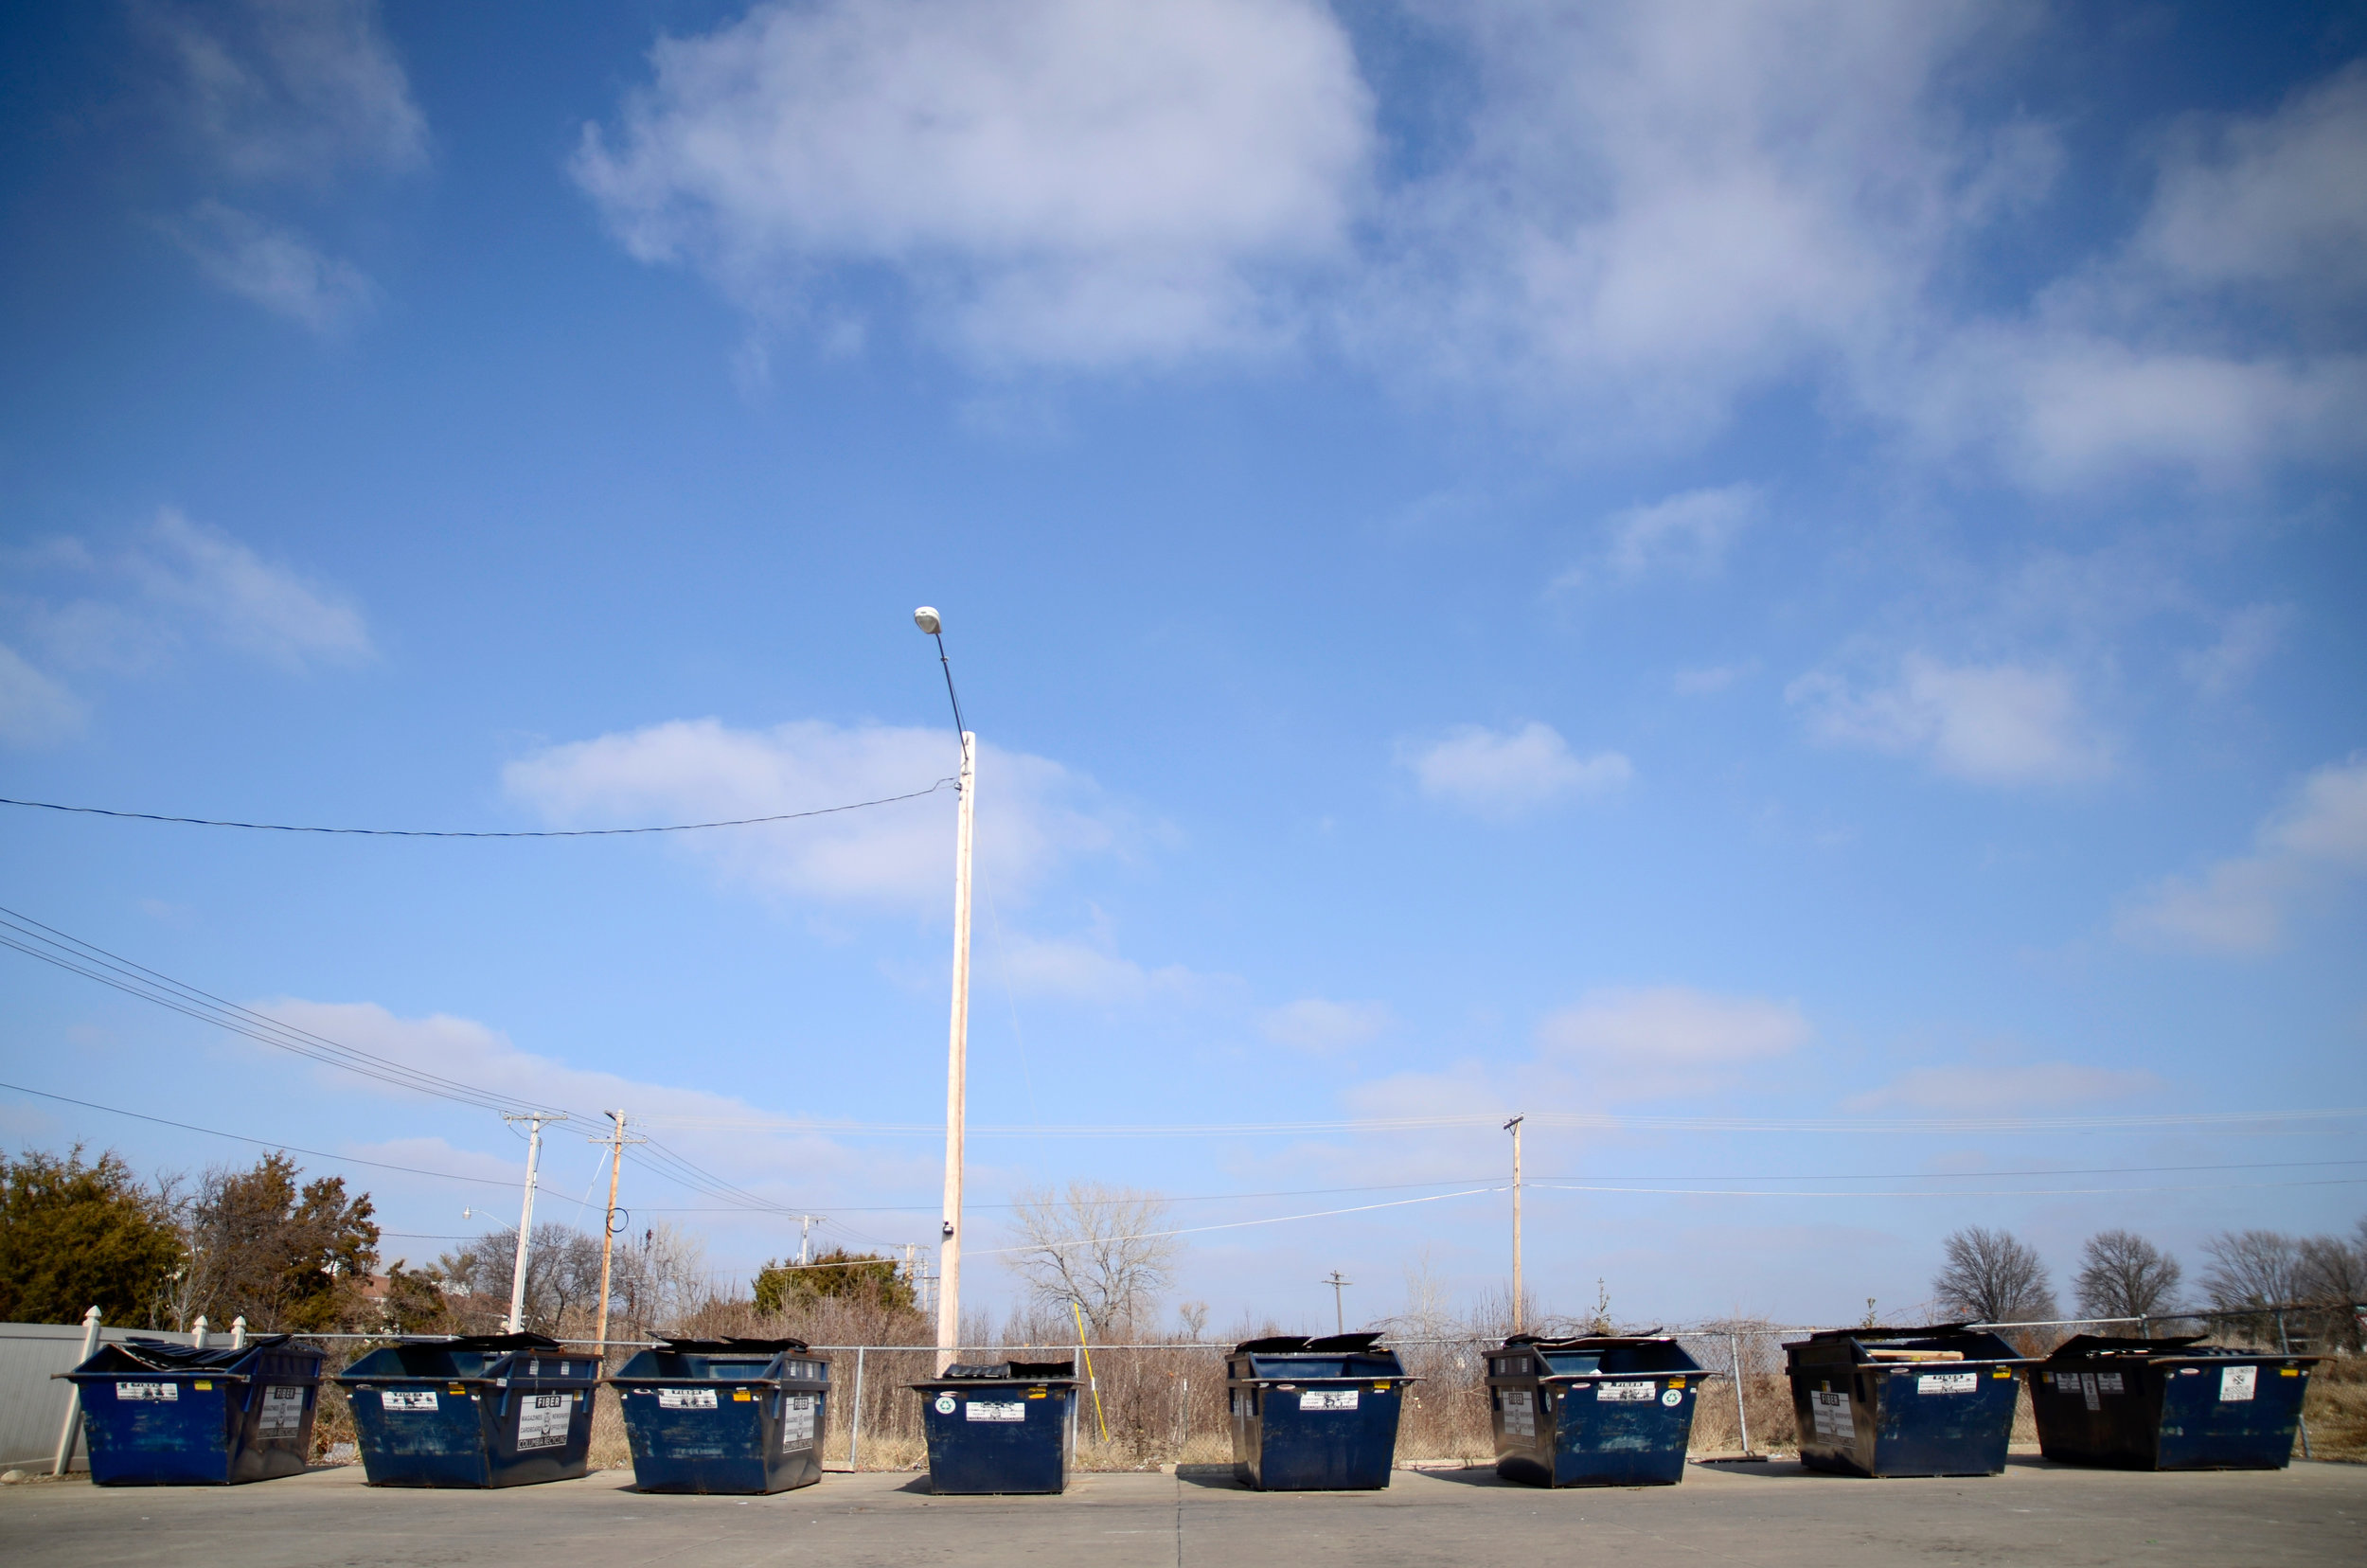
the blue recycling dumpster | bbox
[911,1360,1079,1495]
[1786,1325,2028,1477]
[609,1337,829,1493]
[1227,1333,1411,1490]
[335,1332,599,1488]
[61,1334,324,1486]
[2032,1335,2318,1470]
[1487,1334,1705,1487]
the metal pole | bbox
[504,1113,563,1334]
[593,1111,631,1353]
[848,1346,865,1470]
[52,1305,101,1476]
[2276,1309,2312,1460]
[935,729,975,1373]
[1731,1333,1752,1456]
[1504,1114,1524,1332]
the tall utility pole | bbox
[916,607,974,1373]
[1504,1114,1525,1334]
[1324,1271,1352,1334]
[502,1113,565,1334]
[798,1216,814,1267]
[590,1110,643,1354]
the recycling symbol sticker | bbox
[1661,1389,1682,1407]
[935,1395,956,1415]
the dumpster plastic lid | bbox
[74,1334,301,1373]
[1501,1333,1672,1350]
[940,1359,1076,1380]
[1231,1332,1386,1355]
[433,1331,566,1353]
[2043,1333,2313,1363]
[653,1336,810,1355]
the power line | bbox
[0,782,954,838]
[0,1078,592,1208]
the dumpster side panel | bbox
[1491,1383,1553,1487]
[771,1388,826,1492]
[1789,1371,1874,1477]
[920,1385,1072,1494]
[349,1385,494,1488]
[2155,1363,2308,1470]
[483,1386,594,1488]
[1551,1378,1697,1487]
[224,1381,317,1484]
[2032,1365,2159,1468]
[1868,1365,2018,1477]
[619,1388,768,1493]
[1247,1384,1397,1490]
[79,1377,234,1486]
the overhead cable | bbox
[0,780,953,838]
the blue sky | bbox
[2,0,2363,1336]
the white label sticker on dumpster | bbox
[258,1384,306,1437]
[781,1394,816,1450]
[1810,1390,1852,1440]
[517,1392,573,1449]
[657,1388,718,1410]
[2081,1373,2102,1412]
[116,1381,177,1401]
[381,1390,436,1413]
[1597,1381,1656,1403]
[1501,1388,1534,1438]
[2095,1372,2124,1396]
[966,1401,1026,1422]
[1299,1390,1359,1412]
[1661,1388,1682,1407]
[1918,1372,1979,1396]
[2219,1366,2257,1403]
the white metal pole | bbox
[1505,1114,1525,1333]
[935,731,975,1373]
[507,1114,556,1334]
[848,1345,865,1470]
[1732,1333,1752,1456]
[52,1305,101,1476]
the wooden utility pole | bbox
[1504,1114,1525,1333]
[1324,1270,1352,1334]
[591,1110,643,1353]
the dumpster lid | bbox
[941,1359,1076,1379]
[1502,1333,1675,1351]
[81,1334,299,1372]
[434,1331,566,1353]
[654,1336,810,1355]
[2041,1333,2305,1363]
[1230,1331,1385,1354]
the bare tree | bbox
[1006,1181,1178,1339]
[2073,1230,2182,1326]
[440,1224,604,1333]
[1933,1226,2057,1323]
[2199,1230,2303,1310]
[2297,1225,2367,1352]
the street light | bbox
[917,607,974,1372]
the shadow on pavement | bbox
[1173,1465,1245,1490]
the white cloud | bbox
[2134,61,2367,299]
[1535,986,1809,1101]
[1259,998,1390,1054]
[1601,484,1761,579]
[130,508,373,668]
[2117,755,2367,953]
[0,643,85,746]
[1397,722,1631,820]
[985,930,1201,1007]
[143,0,427,183]
[2180,603,2290,699]
[1844,1061,2160,1113]
[164,201,377,333]
[1346,985,1810,1122]
[1358,2,2005,437]
[1788,654,2111,786]
[504,718,1124,915]
[574,0,1371,368]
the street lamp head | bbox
[914,606,942,634]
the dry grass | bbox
[2302,1356,2367,1463]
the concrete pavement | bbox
[4,1456,2362,1567]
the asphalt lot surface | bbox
[5,1457,2362,1567]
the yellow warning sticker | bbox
[734,1390,753,1400]
[194,1381,212,1391]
